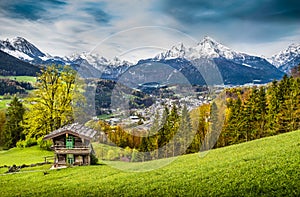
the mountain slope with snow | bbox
[0,36,289,84]
[0,37,133,78]
[153,36,284,85]
[155,36,246,60]
[0,37,46,61]
[269,43,300,73]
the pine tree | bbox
[149,111,161,159]
[208,101,221,149]
[256,87,267,138]
[157,105,169,158]
[0,110,6,147]
[266,80,280,135]
[277,77,300,133]
[178,104,192,155]
[225,97,243,144]
[139,135,150,161]
[188,104,210,153]
[168,103,179,157]
[4,96,25,148]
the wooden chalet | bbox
[43,123,97,167]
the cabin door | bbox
[67,154,74,165]
[66,136,74,149]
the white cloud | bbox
[0,0,299,60]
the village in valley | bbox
[0,0,300,196]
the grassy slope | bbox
[0,96,10,109]
[0,146,52,166]
[0,75,36,109]
[0,76,37,84]
[0,130,299,196]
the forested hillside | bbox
[0,50,40,76]
[0,78,34,95]
[92,71,300,161]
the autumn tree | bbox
[178,104,192,155]
[291,64,300,78]
[23,65,84,142]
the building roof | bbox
[43,123,97,140]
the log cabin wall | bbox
[53,135,65,147]
[74,136,84,147]
[53,133,85,148]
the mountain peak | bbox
[201,36,218,44]
[0,36,46,60]
[154,36,245,60]
[9,36,28,43]
[270,42,300,70]
[154,42,187,60]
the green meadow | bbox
[0,76,36,84]
[0,130,299,196]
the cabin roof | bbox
[43,123,97,140]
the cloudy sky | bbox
[0,0,299,61]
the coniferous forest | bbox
[0,65,299,162]
[97,67,300,161]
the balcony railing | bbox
[52,145,90,154]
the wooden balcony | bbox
[53,146,90,155]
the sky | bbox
[0,0,299,61]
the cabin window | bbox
[66,136,74,148]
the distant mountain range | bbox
[0,36,299,85]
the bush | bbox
[16,140,24,148]
[107,149,118,161]
[90,154,98,165]
[16,138,37,148]
[131,148,140,162]
[37,137,52,150]
[124,146,132,158]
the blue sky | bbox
[0,0,299,61]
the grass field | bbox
[0,146,52,166]
[0,130,299,196]
[0,96,10,109]
[0,75,37,109]
[0,75,37,83]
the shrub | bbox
[37,137,52,150]
[16,138,37,148]
[131,148,139,162]
[90,154,98,165]
[107,149,117,161]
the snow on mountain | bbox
[0,37,46,61]
[269,43,300,72]
[155,36,246,61]
[152,36,284,85]
[190,36,245,59]
[0,37,133,75]
[66,53,132,71]
[0,36,286,83]
[155,42,187,60]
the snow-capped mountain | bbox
[152,36,284,85]
[155,36,245,60]
[269,43,300,73]
[0,37,46,61]
[64,53,132,78]
[0,36,288,84]
[0,37,133,78]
